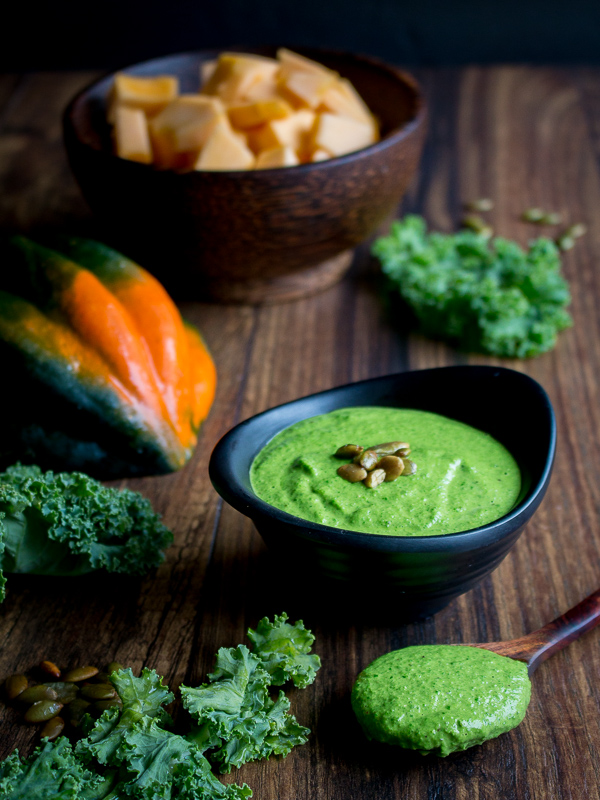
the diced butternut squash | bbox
[279,69,337,109]
[202,53,279,104]
[108,49,379,171]
[277,48,337,80]
[173,108,225,153]
[311,148,330,162]
[228,99,292,130]
[200,60,217,87]
[255,146,300,169]
[241,77,281,103]
[151,95,224,130]
[112,74,179,117]
[246,110,316,155]
[194,120,255,170]
[149,96,224,168]
[310,112,376,157]
[113,105,153,164]
[320,78,375,126]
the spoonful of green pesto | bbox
[351,588,600,756]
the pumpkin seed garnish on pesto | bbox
[335,439,416,488]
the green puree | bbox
[351,645,531,756]
[250,407,520,536]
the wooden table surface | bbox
[1,66,600,799]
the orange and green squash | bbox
[0,236,216,478]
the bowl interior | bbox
[68,47,424,157]
[210,366,556,542]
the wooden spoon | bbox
[467,589,600,674]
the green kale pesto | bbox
[250,407,520,536]
[351,645,532,756]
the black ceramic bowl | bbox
[209,366,556,619]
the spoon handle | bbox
[479,588,600,674]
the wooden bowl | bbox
[63,48,426,304]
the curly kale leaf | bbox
[76,668,251,799]
[373,215,573,358]
[77,668,174,766]
[0,617,318,798]
[0,464,172,598]
[118,716,251,800]
[247,612,321,688]
[0,738,106,800]
[181,636,313,773]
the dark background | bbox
[3,0,600,71]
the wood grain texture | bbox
[472,588,600,674]
[1,66,600,800]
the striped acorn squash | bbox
[0,236,216,478]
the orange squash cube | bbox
[202,53,279,103]
[149,96,224,169]
[228,99,292,130]
[194,120,255,170]
[255,146,300,169]
[113,105,153,164]
[112,74,179,118]
[320,78,375,127]
[310,112,376,157]
[246,109,316,155]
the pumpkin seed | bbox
[394,446,411,457]
[94,698,122,714]
[40,716,65,741]
[521,207,545,222]
[401,458,418,476]
[24,700,63,723]
[42,682,79,704]
[337,463,368,483]
[565,223,587,238]
[63,666,99,682]
[19,685,58,704]
[354,449,379,471]
[542,212,562,225]
[5,674,28,700]
[64,698,91,727]
[106,662,124,675]
[557,235,575,251]
[81,684,118,701]
[378,455,404,482]
[461,214,488,232]
[334,444,363,459]
[38,660,61,679]
[465,198,494,212]
[92,671,111,684]
[364,468,386,489]
[367,441,410,456]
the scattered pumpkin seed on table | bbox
[24,700,63,723]
[4,674,28,700]
[465,198,494,212]
[40,716,65,741]
[2,660,130,739]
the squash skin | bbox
[0,237,216,478]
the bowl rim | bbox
[63,45,427,177]
[209,365,556,551]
